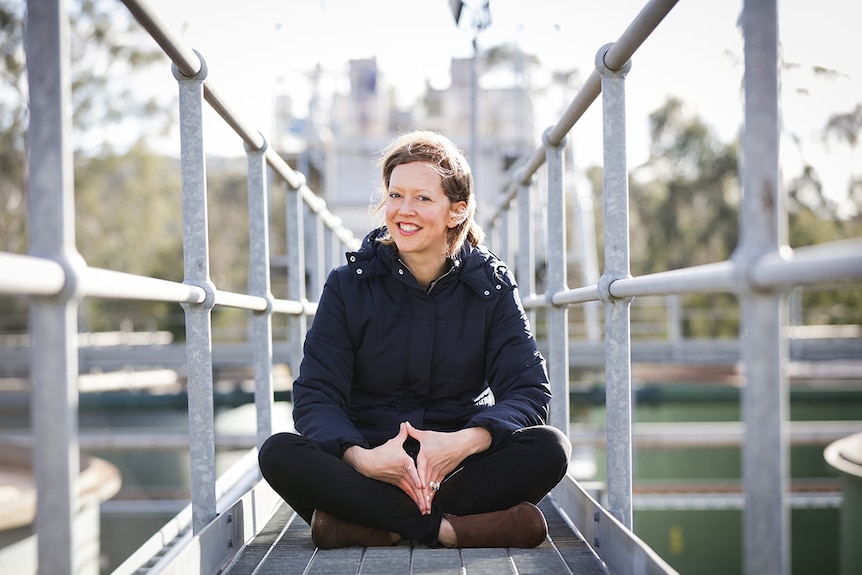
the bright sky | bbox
[139,0,862,213]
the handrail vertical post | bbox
[246,137,274,449]
[572,167,601,341]
[500,209,513,268]
[324,226,338,278]
[515,172,536,329]
[542,128,570,437]
[307,208,325,301]
[173,54,217,534]
[286,180,307,373]
[595,43,634,529]
[25,1,81,572]
[738,1,789,573]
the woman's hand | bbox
[342,422,431,513]
[404,422,491,509]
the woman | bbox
[258,130,571,549]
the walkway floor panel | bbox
[223,498,610,574]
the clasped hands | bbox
[343,422,491,515]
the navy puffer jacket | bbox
[291,227,552,457]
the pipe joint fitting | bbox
[595,43,632,78]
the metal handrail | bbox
[488,0,680,221]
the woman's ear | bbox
[449,201,468,228]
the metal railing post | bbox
[25,1,82,572]
[572,168,602,341]
[543,128,570,437]
[738,1,789,573]
[246,137,274,450]
[595,43,634,529]
[515,171,536,329]
[499,207,515,268]
[307,206,325,301]
[173,53,217,534]
[286,178,307,373]
[324,225,339,277]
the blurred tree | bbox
[1,0,176,334]
[627,98,741,337]
[74,142,184,335]
[0,0,171,255]
[630,97,739,274]
[822,103,862,224]
[785,104,862,327]
[0,0,28,255]
[590,96,860,337]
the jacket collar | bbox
[345,227,514,298]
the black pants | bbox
[258,425,571,547]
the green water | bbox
[635,507,841,575]
[575,395,858,575]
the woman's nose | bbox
[398,197,416,214]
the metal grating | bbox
[222,498,610,575]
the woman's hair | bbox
[373,130,485,257]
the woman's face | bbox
[385,162,466,264]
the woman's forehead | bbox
[389,162,444,190]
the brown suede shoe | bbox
[310,509,398,549]
[444,502,548,548]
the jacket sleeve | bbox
[465,284,552,448]
[291,269,369,457]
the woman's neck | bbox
[400,254,448,289]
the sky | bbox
[135,0,862,213]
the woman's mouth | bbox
[398,223,420,233]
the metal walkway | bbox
[223,498,608,575]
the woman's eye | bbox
[388,192,401,199]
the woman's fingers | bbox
[397,443,430,514]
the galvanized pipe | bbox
[214,291,269,311]
[84,268,206,303]
[550,285,601,306]
[307,206,326,301]
[285,178,307,373]
[515,172,537,329]
[25,1,80,572]
[488,0,679,221]
[749,238,862,288]
[477,236,862,307]
[499,207,513,269]
[738,1,789,573]
[610,260,736,298]
[542,128,570,436]
[173,54,218,535]
[596,42,634,529]
[0,253,66,295]
[246,138,275,450]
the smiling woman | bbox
[375,131,478,288]
[257,129,572,549]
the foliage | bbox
[75,143,184,335]
[76,152,264,340]
[0,0,171,254]
[68,0,171,152]
[630,97,740,275]
[588,96,860,338]
[0,0,27,255]
[0,0,175,334]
